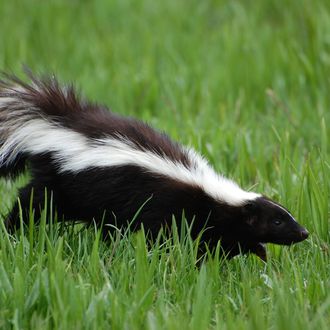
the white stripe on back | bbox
[0,116,260,206]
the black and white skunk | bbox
[0,72,308,260]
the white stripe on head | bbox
[0,118,260,206]
[267,199,297,222]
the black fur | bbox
[0,72,309,260]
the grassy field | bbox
[0,0,329,329]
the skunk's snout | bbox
[300,229,309,240]
[272,224,309,245]
[291,227,309,243]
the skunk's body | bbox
[0,72,308,259]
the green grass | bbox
[0,0,329,329]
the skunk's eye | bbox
[274,219,282,226]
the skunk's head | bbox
[208,195,309,260]
[240,196,309,245]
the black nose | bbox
[300,229,309,240]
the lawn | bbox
[0,0,329,329]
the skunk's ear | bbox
[243,201,257,214]
[242,202,258,226]
[245,215,258,226]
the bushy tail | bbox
[0,70,82,178]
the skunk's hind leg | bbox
[4,183,47,233]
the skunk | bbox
[0,72,309,260]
